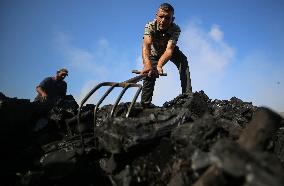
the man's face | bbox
[156,8,173,31]
[57,71,68,80]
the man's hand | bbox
[36,86,48,101]
[41,92,48,101]
[140,64,153,76]
[157,65,163,75]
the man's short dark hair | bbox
[159,3,174,14]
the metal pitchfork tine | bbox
[77,70,167,130]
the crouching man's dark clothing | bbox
[34,77,67,102]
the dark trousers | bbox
[141,46,192,105]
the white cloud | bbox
[54,32,108,77]
[209,24,224,42]
[180,22,235,80]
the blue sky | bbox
[1,0,284,112]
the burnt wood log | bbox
[237,107,282,151]
[193,107,284,186]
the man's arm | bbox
[157,41,175,74]
[36,77,50,100]
[141,35,153,75]
[36,86,48,100]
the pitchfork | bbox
[77,70,167,128]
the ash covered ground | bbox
[1,91,284,186]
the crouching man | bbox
[35,68,68,103]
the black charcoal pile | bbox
[0,91,283,186]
